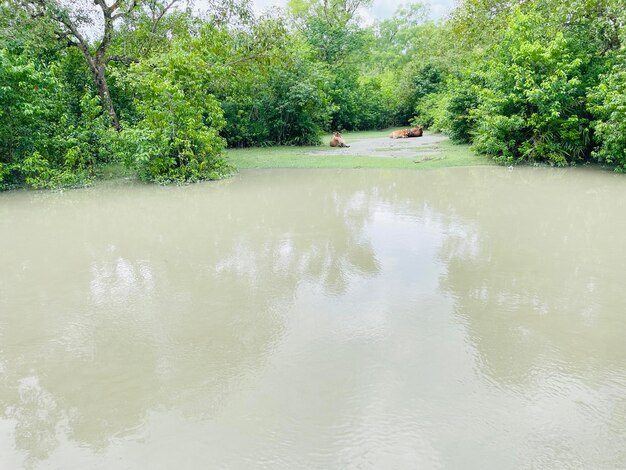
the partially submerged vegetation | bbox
[1,0,626,190]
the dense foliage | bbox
[437,0,624,167]
[2,0,626,189]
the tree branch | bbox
[112,0,139,20]
[93,0,110,13]
[53,29,80,47]
[55,12,91,55]
[151,0,179,33]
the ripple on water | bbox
[1,167,626,468]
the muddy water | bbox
[1,167,626,469]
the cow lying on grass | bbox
[390,126,423,138]
[330,132,350,148]
[390,129,409,139]
[407,126,423,137]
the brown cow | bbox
[330,131,350,148]
[407,126,423,137]
[390,129,409,139]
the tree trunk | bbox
[93,61,120,131]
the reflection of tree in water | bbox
[0,170,381,463]
[426,168,626,386]
[7,167,626,465]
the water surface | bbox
[1,167,626,469]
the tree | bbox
[372,2,429,70]
[20,0,182,130]
[288,0,372,28]
[448,0,527,50]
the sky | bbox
[248,0,457,22]
[72,0,457,40]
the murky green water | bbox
[1,167,626,469]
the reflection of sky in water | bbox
[1,167,626,468]
[90,256,155,306]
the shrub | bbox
[117,46,230,183]
[589,64,626,170]
[441,79,481,144]
[452,10,596,164]
[0,48,110,189]
[396,62,444,124]
[411,92,448,131]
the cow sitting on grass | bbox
[330,132,350,148]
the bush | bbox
[411,92,448,131]
[396,62,445,124]
[450,10,597,164]
[0,48,111,189]
[264,60,334,145]
[328,67,361,131]
[20,151,91,189]
[220,58,334,147]
[117,44,230,183]
[589,64,626,170]
[441,78,481,144]
[352,76,392,130]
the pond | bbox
[1,167,626,468]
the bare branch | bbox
[51,10,91,53]
[151,0,180,33]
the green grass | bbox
[226,129,493,171]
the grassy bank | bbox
[88,129,492,188]
[226,129,493,170]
